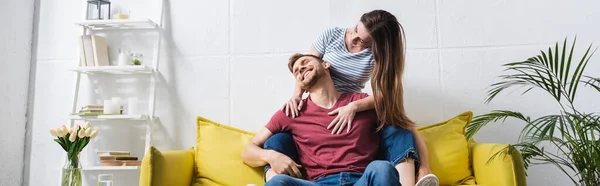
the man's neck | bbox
[307,76,342,109]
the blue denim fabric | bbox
[264,160,401,186]
[263,125,420,178]
[263,133,303,180]
[378,124,420,170]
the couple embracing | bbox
[242,10,440,186]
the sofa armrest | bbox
[471,143,527,186]
[139,146,195,186]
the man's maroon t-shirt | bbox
[265,92,380,181]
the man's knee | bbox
[366,160,396,173]
[264,133,294,150]
[265,174,295,186]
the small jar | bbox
[131,53,143,65]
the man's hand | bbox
[266,150,303,178]
[327,102,358,134]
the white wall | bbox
[0,0,34,185]
[28,0,600,186]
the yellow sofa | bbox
[139,111,526,186]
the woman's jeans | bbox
[263,124,419,183]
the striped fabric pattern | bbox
[312,27,374,93]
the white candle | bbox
[103,100,116,114]
[128,98,139,115]
[111,97,122,114]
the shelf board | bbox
[74,19,159,30]
[81,166,140,171]
[68,114,150,121]
[70,65,153,75]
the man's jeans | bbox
[264,160,400,186]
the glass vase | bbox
[61,153,82,186]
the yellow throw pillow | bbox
[195,116,264,186]
[417,111,473,185]
[139,146,195,186]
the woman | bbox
[269,9,439,186]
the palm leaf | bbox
[465,110,529,139]
[569,43,597,102]
[520,114,563,142]
[581,75,600,93]
[485,38,596,109]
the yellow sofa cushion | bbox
[194,116,264,186]
[417,111,474,185]
[139,146,195,186]
[472,143,526,186]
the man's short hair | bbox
[288,53,323,73]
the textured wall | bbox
[0,0,34,185]
[29,0,600,185]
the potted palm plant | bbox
[465,37,599,186]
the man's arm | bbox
[241,127,303,178]
[241,128,275,167]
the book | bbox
[99,156,138,161]
[81,35,95,66]
[91,35,110,66]
[100,160,142,166]
[97,151,130,156]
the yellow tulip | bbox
[69,130,77,142]
[78,128,87,138]
[82,122,91,129]
[57,127,66,137]
[49,129,58,136]
[85,127,93,137]
[61,125,68,134]
[90,130,98,138]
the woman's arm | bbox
[350,95,375,112]
[409,126,432,178]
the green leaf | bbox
[582,76,600,93]
[560,38,567,87]
[568,43,594,101]
[54,139,67,151]
[466,110,529,139]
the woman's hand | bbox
[282,96,304,118]
[327,102,358,134]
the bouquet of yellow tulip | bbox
[50,122,98,186]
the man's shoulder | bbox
[270,109,290,121]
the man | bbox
[241,53,400,185]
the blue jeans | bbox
[265,160,400,186]
[263,125,419,182]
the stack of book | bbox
[78,35,110,67]
[73,105,123,116]
[98,151,141,166]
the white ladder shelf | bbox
[68,1,164,173]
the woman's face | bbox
[349,22,372,48]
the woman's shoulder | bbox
[319,27,346,36]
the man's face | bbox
[291,56,328,90]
